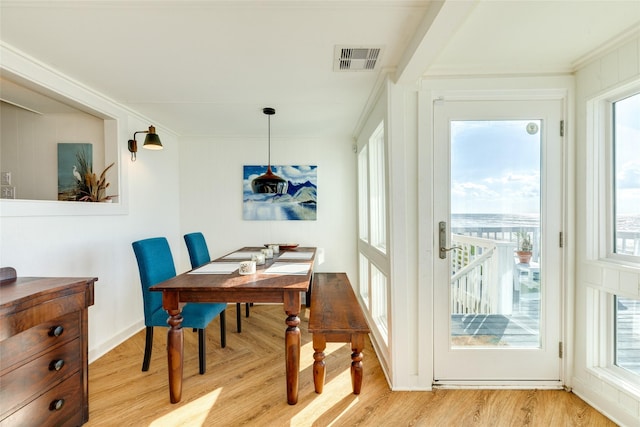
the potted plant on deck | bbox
[515,231,533,264]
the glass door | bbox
[433,99,563,383]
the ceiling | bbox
[1,0,639,139]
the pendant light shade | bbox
[251,108,288,194]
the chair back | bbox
[132,237,177,324]
[184,232,211,269]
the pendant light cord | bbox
[268,114,271,167]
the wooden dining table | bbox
[150,246,316,405]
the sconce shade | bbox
[252,108,288,195]
[128,125,163,161]
[143,127,163,150]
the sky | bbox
[451,119,541,215]
[615,92,640,216]
[451,93,640,220]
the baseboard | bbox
[89,320,144,364]
[572,377,637,427]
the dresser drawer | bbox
[0,371,83,427]
[1,337,81,417]
[0,311,80,373]
[0,292,86,341]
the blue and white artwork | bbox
[243,165,317,220]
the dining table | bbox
[150,246,316,405]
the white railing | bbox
[452,226,540,262]
[616,231,640,256]
[450,227,637,316]
[450,234,517,315]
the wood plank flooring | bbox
[86,304,614,426]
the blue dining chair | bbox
[132,237,227,375]
[184,232,250,333]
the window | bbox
[587,83,640,391]
[612,92,640,258]
[358,147,369,243]
[357,119,390,346]
[370,122,387,253]
[371,264,388,344]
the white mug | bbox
[269,244,280,254]
[239,260,256,275]
[252,253,266,265]
[261,248,273,259]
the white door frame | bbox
[417,76,574,389]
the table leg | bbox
[351,334,365,394]
[312,334,326,393]
[284,291,301,405]
[285,312,300,404]
[167,308,184,403]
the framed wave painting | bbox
[243,165,317,220]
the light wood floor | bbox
[86,304,614,426]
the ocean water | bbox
[451,213,539,229]
[452,213,640,233]
[617,214,640,233]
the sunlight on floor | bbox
[144,336,354,426]
[292,342,362,426]
[149,388,222,427]
[290,367,359,426]
[299,340,346,370]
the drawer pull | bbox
[49,398,65,411]
[49,325,64,337]
[49,359,65,371]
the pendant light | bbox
[251,107,288,194]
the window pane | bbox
[371,263,388,343]
[613,92,640,256]
[358,146,369,242]
[370,122,387,252]
[450,120,541,348]
[615,296,640,375]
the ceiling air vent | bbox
[334,46,383,72]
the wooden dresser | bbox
[0,269,96,426]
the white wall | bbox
[572,34,640,426]
[0,45,183,363]
[177,134,357,281]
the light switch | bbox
[1,186,15,199]
[0,172,11,186]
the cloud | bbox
[616,161,640,189]
[452,182,499,199]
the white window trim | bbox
[585,80,640,397]
[357,118,391,352]
[587,82,640,266]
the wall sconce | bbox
[127,125,163,161]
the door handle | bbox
[439,221,461,259]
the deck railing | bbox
[450,234,517,315]
[616,232,640,256]
[449,226,540,316]
[449,226,638,316]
